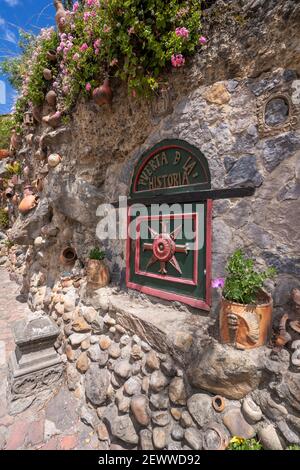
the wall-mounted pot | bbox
[46,90,57,107]
[59,246,77,266]
[0,149,10,159]
[47,51,57,62]
[92,79,113,107]
[86,259,110,288]
[43,68,52,81]
[48,153,62,168]
[18,195,39,214]
[5,187,14,199]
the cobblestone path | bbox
[0,268,100,450]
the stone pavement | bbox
[0,268,101,450]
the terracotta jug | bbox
[87,259,110,288]
[59,246,77,266]
[92,79,113,107]
[18,195,39,214]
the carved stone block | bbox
[9,314,64,400]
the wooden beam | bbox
[111,187,255,208]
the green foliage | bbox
[0,115,14,149]
[0,209,9,230]
[287,445,300,450]
[59,0,204,104]
[227,437,263,451]
[5,161,21,176]
[223,249,276,305]
[89,247,105,260]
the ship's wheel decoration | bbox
[143,222,189,275]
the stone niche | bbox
[9,314,63,402]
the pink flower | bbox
[199,36,207,45]
[84,12,91,21]
[73,1,79,12]
[110,58,118,67]
[103,25,111,33]
[171,53,185,68]
[85,83,92,92]
[53,81,58,89]
[211,278,225,289]
[175,27,189,38]
[94,39,101,49]
[94,48,99,55]
[80,43,88,52]
[73,53,80,61]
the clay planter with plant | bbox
[214,250,276,350]
[86,248,110,289]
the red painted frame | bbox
[132,144,210,194]
[135,213,198,286]
[126,199,212,311]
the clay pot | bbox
[43,68,52,81]
[48,153,61,168]
[12,194,20,206]
[212,396,225,413]
[46,90,57,107]
[18,195,39,214]
[5,187,14,199]
[219,290,273,350]
[47,51,57,62]
[0,149,10,160]
[202,423,229,450]
[42,111,61,128]
[86,259,110,288]
[24,184,34,196]
[54,0,67,33]
[59,246,77,266]
[36,178,44,193]
[32,106,43,123]
[93,79,113,107]
[10,130,21,151]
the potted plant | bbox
[214,250,276,350]
[86,247,110,288]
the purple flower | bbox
[73,1,79,12]
[175,27,189,38]
[84,12,91,21]
[73,53,80,61]
[199,36,207,45]
[211,278,225,289]
[85,83,91,92]
[171,53,185,68]
[80,43,88,52]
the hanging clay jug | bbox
[48,153,61,168]
[0,149,10,159]
[23,166,30,178]
[86,259,110,288]
[12,194,20,206]
[5,187,14,199]
[46,90,57,107]
[36,178,44,193]
[32,106,43,123]
[92,79,113,107]
[24,184,34,196]
[18,195,39,214]
[43,68,52,81]
[43,111,61,128]
[54,0,67,33]
[59,246,77,266]
[47,50,57,62]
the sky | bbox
[0,0,56,115]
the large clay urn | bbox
[59,246,77,267]
[92,79,113,107]
[0,149,10,160]
[18,195,39,214]
[87,259,110,288]
[219,290,273,350]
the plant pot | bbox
[92,79,113,107]
[219,290,273,350]
[86,259,110,288]
[59,246,77,267]
[0,149,10,160]
[18,195,39,214]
